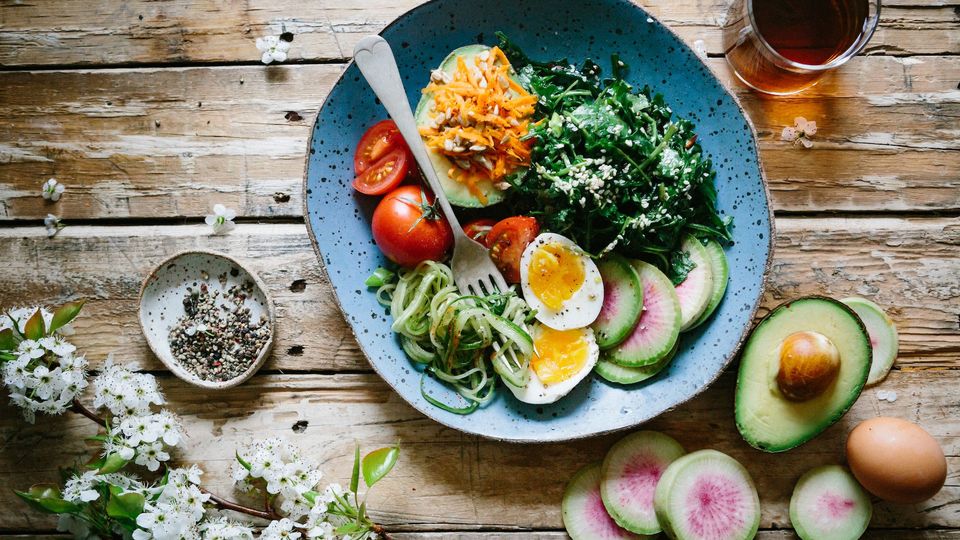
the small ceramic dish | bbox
[138,250,275,389]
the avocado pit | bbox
[776,331,840,401]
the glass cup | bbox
[722,0,881,95]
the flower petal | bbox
[780,126,797,141]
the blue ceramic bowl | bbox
[304,0,772,442]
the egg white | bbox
[520,232,604,330]
[505,324,600,404]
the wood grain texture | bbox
[1,370,957,531]
[0,0,955,67]
[1,57,958,220]
[6,533,960,540]
[0,217,956,373]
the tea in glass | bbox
[723,0,881,95]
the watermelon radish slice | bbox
[790,465,872,540]
[654,449,760,540]
[601,431,686,534]
[596,341,678,385]
[687,239,729,330]
[605,261,682,367]
[562,462,650,540]
[675,235,715,332]
[841,297,898,385]
[593,256,644,349]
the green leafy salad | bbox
[499,34,732,280]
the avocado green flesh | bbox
[414,44,506,208]
[735,297,871,452]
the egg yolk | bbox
[528,243,585,310]
[531,327,590,385]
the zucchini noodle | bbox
[374,261,534,414]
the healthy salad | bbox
[352,35,732,413]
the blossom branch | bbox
[70,398,107,427]
[64,400,293,523]
[202,488,282,521]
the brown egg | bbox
[846,417,947,504]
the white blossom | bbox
[42,178,65,202]
[256,35,292,65]
[2,335,87,422]
[199,516,255,539]
[234,437,326,521]
[92,357,165,418]
[63,470,102,503]
[104,409,182,470]
[781,116,817,148]
[205,204,236,235]
[134,466,208,540]
[44,214,64,237]
[260,518,301,540]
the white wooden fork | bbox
[353,35,525,377]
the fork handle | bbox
[353,35,465,238]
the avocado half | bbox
[735,296,872,452]
[414,44,509,208]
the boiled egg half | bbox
[520,233,604,330]
[506,323,600,404]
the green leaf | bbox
[350,443,360,493]
[23,309,45,340]
[106,484,144,525]
[0,328,16,351]
[303,490,318,506]
[235,449,252,470]
[14,484,82,514]
[361,445,399,488]
[49,301,84,334]
[335,522,365,535]
[98,453,128,474]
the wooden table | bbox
[0,1,957,538]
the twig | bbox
[70,398,107,427]
[202,488,282,521]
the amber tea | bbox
[723,0,880,94]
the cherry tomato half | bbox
[352,148,410,196]
[372,185,454,267]
[487,216,539,284]
[355,120,404,175]
[463,218,498,247]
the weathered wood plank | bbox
[0,1,954,67]
[0,58,957,220]
[5,532,960,539]
[0,218,955,373]
[1,370,957,531]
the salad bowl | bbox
[304,0,772,442]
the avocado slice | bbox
[735,296,872,452]
[414,44,509,208]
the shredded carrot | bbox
[418,46,536,203]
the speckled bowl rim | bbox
[302,0,775,443]
[137,249,277,390]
